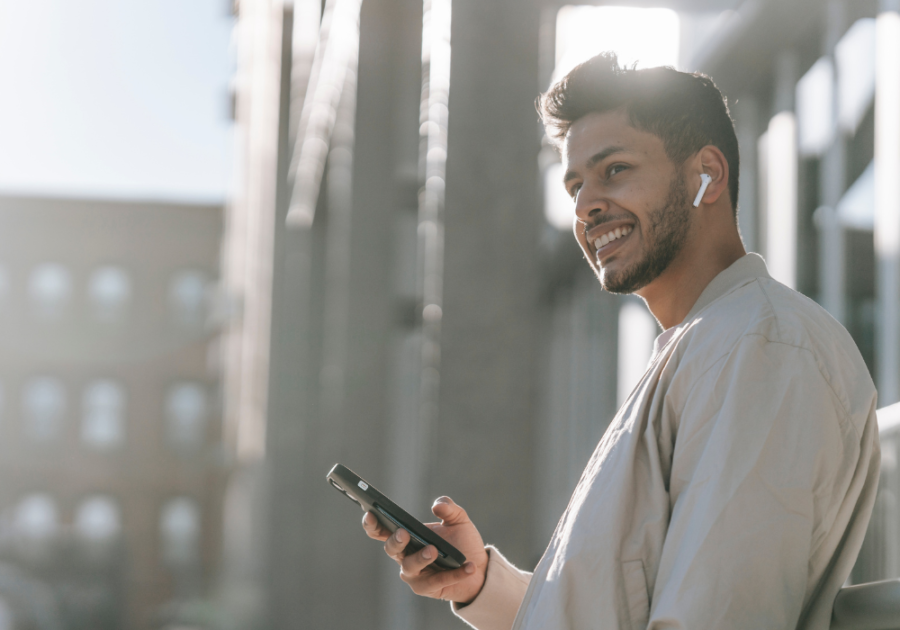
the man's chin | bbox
[599,263,650,295]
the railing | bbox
[831,403,900,629]
[833,579,900,629]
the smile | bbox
[593,225,632,250]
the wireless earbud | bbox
[693,174,712,207]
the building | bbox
[0,196,226,629]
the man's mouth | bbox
[590,224,633,260]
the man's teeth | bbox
[594,225,632,250]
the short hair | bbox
[537,52,740,215]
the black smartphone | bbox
[326,463,466,570]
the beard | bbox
[599,174,692,294]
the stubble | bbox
[600,174,692,294]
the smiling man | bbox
[362,53,881,630]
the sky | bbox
[554,5,680,83]
[0,0,234,203]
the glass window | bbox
[29,263,72,318]
[82,380,125,449]
[169,270,208,325]
[88,266,131,321]
[796,57,834,157]
[14,494,58,540]
[836,160,875,230]
[23,377,66,441]
[835,18,876,135]
[75,496,121,542]
[165,383,208,448]
[160,497,200,566]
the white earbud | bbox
[693,174,712,207]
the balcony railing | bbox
[831,402,900,629]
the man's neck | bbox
[637,239,746,330]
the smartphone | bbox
[326,463,466,570]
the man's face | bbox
[563,110,692,294]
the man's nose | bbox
[574,186,607,223]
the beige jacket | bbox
[455,254,880,630]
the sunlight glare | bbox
[554,6,680,84]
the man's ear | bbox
[691,145,729,207]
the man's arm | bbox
[649,335,877,628]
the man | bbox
[362,53,880,629]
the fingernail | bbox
[464,562,475,574]
[394,529,405,542]
[434,496,450,505]
[422,547,433,560]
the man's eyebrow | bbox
[562,145,627,184]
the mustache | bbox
[580,211,636,231]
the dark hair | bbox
[537,52,740,215]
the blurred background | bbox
[0,0,899,628]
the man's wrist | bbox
[455,547,491,608]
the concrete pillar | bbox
[876,0,900,404]
[535,275,619,554]
[765,52,798,289]
[818,0,847,323]
[219,2,293,627]
[264,0,422,628]
[261,6,317,630]
[422,0,542,626]
[734,97,759,253]
[815,205,845,321]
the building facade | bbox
[0,196,226,629]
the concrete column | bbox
[263,0,423,629]
[876,0,900,404]
[423,0,542,626]
[818,0,847,323]
[734,97,759,253]
[765,52,799,289]
[815,205,845,321]
[219,2,293,627]
[535,275,618,554]
[261,6,317,630]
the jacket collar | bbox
[652,254,771,357]
[682,252,771,324]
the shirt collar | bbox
[684,252,771,323]
[652,253,771,356]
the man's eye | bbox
[568,184,581,199]
[608,164,628,177]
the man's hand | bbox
[361,496,490,605]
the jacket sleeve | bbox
[648,334,876,629]
[452,546,532,630]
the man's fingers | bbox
[362,511,390,541]
[383,527,410,562]
[431,496,471,526]
[400,544,438,577]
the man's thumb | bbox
[432,496,468,524]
